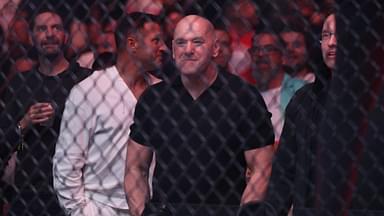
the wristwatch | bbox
[16,123,24,152]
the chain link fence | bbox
[1,0,384,215]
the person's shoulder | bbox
[69,61,93,79]
[219,71,263,98]
[290,83,317,102]
[285,83,317,115]
[149,75,176,91]
[138,78,177,106]
[141,80,169,98]
[74,66,109,88]
[284,73,308,86]
[7,67,38,86]
[67,69,104,104]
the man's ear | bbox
[212,38,220,58]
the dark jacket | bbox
[264,72,330,215]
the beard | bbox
[43,51,61,61]
[39,43,65,61]
[290,62,308,74]
[252,66,281,90]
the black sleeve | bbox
[73,62,93,82]
[240,85,275,150]
[264,92,301,215]
[0,78,23,171]
[129,88,157,147]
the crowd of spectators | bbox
[1,0,383,215]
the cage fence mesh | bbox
[0,0,384,215]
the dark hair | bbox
[279,19,314,52]
[115,12,162,49]
[164,5,184,17]
[28,5,67,32]
[252,27,286,52]
[213,18,230,32]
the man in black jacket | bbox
[262,13,336,215]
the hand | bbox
[19,102,55,129]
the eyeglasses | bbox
[320,31,336,43]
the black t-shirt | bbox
[130,71,274,205]
[0,62,92,191]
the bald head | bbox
[172,15,219,76]
[173,15,215,41]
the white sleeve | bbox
[53,86,93,215]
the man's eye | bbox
[175,40,186,46]
[152,38,160,44]
[36,26,46,32]
[53,25,64,31]
[322,32,330,38]
[193,40,204,45]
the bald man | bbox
[124,15,274,216]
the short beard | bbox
[252,67,281,91]
[290,63,307,75]
[42,52,61,62]
[38,43,65,62]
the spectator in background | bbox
[163,5,184,48]
[224,0,263,83]
[66,18,94,69]
[250,29,306,146]
[264,13,335,215]
[0,24,11,96]
[0,7,91,215]
[86,2,118,70]
[0,0,20,37]
[126,0,163,15]
[280,24,315,82]
[214,26,233,72]
[6,7,36,73]
[292,0,325,29]
[274,0,334,36]
[125,15,274,216]
[53,12,166,216]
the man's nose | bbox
[185,41,194,53]
[328,34,337,46]
[286,44,294,51]
[46,27,53,37]
[255,49,265,57]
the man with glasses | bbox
[250,29,306,147]
[263,13,336,215]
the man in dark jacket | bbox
[263,13,335,215]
